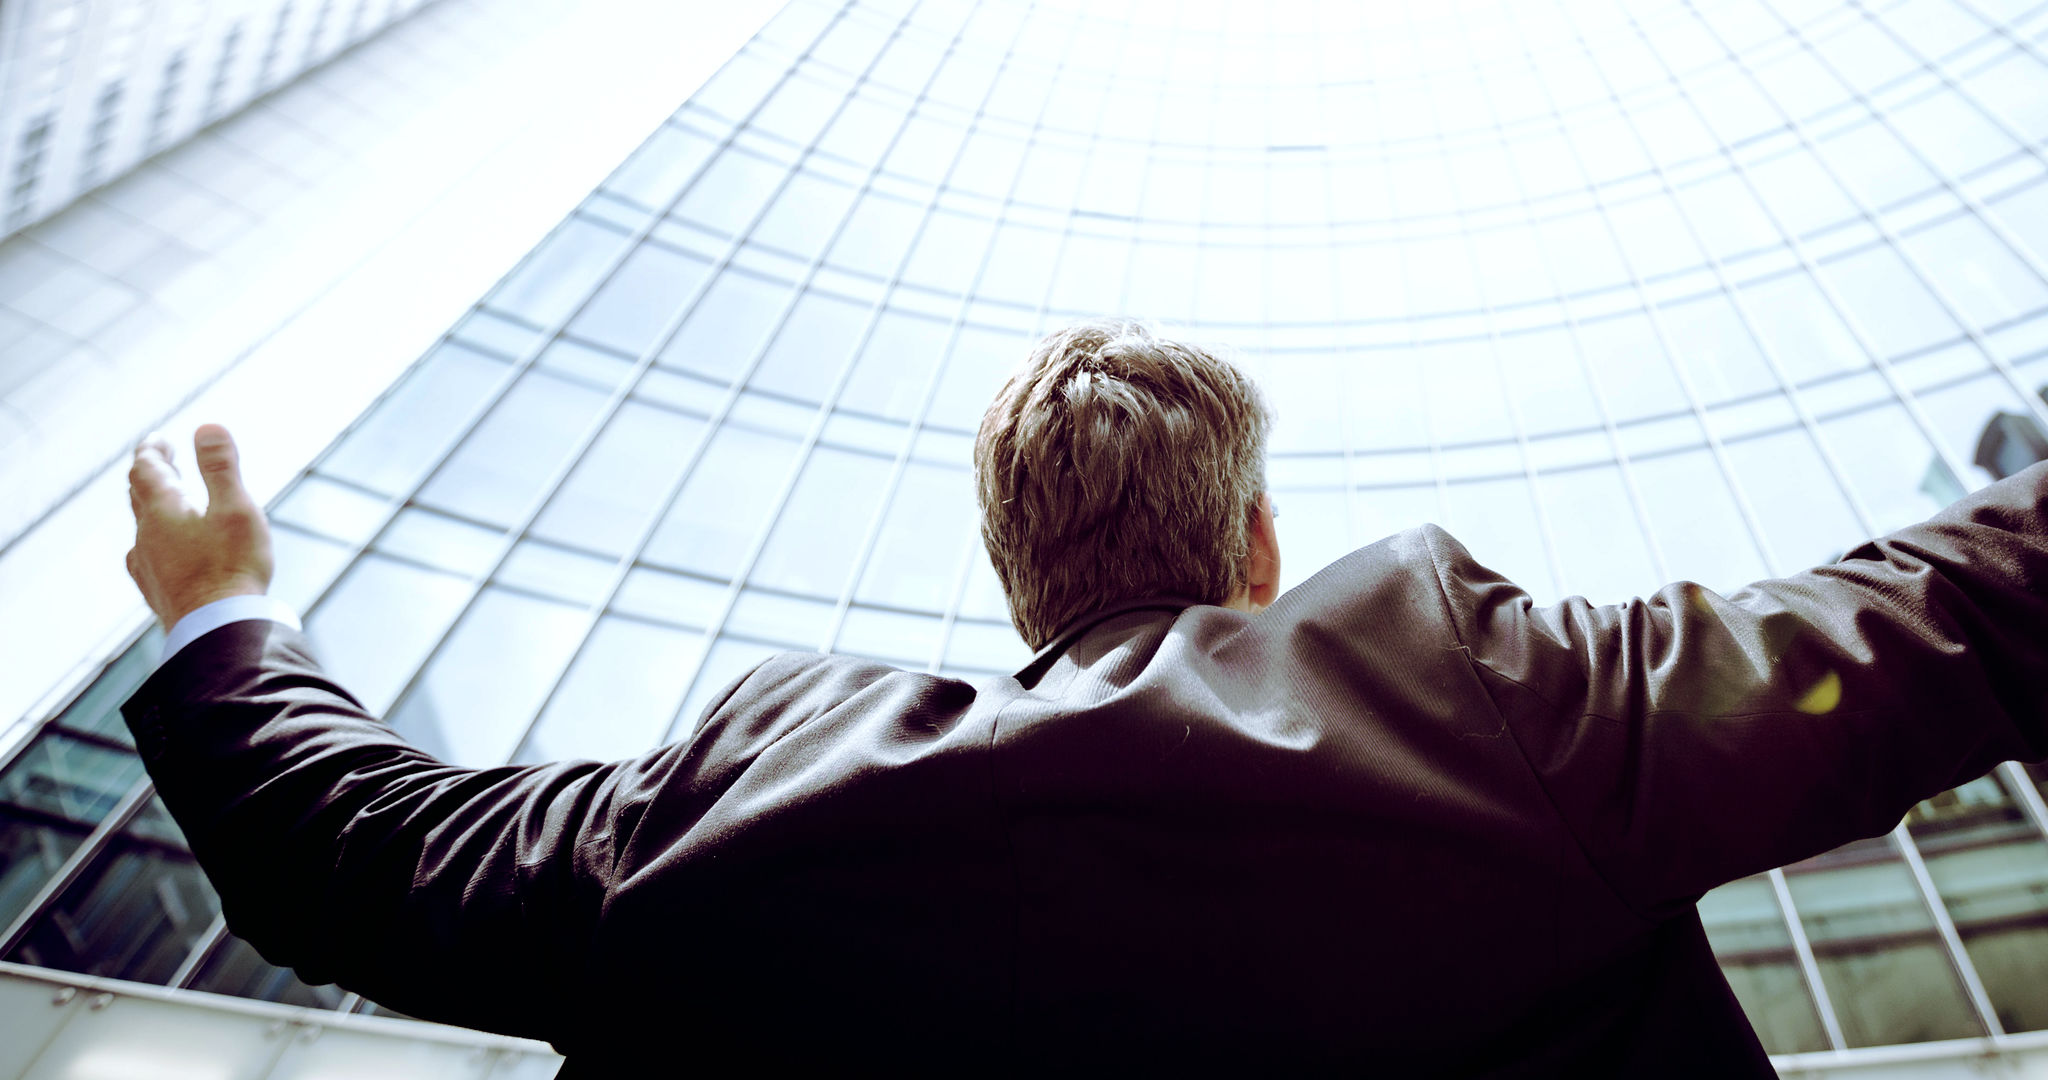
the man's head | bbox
[974,318,1279,650]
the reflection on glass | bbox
[1905,774,2048,1033]
[386,588,591,767]
[5,798,217,985]
[1781,835,1984,1047]
[187,934,346,1009]
[320,342,512,497]
[1699,875,1830,1054]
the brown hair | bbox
[973,318,1272,649]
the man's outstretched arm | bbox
[118,427,680,1045]
[1423,461,2048,921]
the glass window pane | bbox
[957,543,1011,623]
[1815,120,1939,210]
[928,325,1031,428]
[537,337,636,393]
[520,617,705,763]
[752,446,894,596]
[1720,426,1868,569]
[1783,839,1986,1047]
[386,587,590,767]
[1350,483,1442,548]
[826,191,925,278]
[612,566,727,629]
[751,74,842,145]
[415,369,612,528]
[727,588,833,647]
[1263,354,1348,455]
[1816,403,1951,533]
[1905,774,2048,1033]
[1746,149,1860,240]
[375,507,505,578]
[902,209,997,295]
[1740,271,1871,384]
[605,124,719,210]
[1272,488,1355,593]
[48,637,158,745]
[660,267,793,380]
[1536,212,1630,295]
[1673,172,1781,261]
[187,934,346,1008]
[857,461,974,611]
[304,554,475,714]
[566,242,713,357]
[819,92,906,167]
[1267,245,1336,324]
[884,113,968,184]
[978,223,1063,308]
[751,289,871,401]
[753,171,860,261]
[1898,212,2048,331]
[1440,476,1559,603]
[811,15,891,72]
[1123,238,1198,323]
[0,732,145,831]
[1418,339,1515,445]
[1535,464,1661,602]
[1602,192,1707,281]
[945,618,1029,672]
[836,606,940,666]
[674,148,787,235]
[1699,875,1832,1054]
[1657,292,1781,406]
[1815,242,1961,360]
[497,539,617,608]
[531,402,708,556]
[1631,448,1771,593]
[644,425,804,578]
[840,308,949,420]
[1888,91,2014,177]
[6,798,217,985]
[1575,312,1689,423]
[486,217,636,327]
[321,342,509,496]
[1403,235,1479,315]
[270,475,389,545]
[0,733,144,929]
[1346,350,1434,450]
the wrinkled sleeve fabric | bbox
[119,618,765,1047]
[1422,461,2048,921]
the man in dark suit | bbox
[124,319,2048,1075]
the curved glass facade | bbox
[6,0,2048,1063]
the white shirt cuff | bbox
[159,594,304,668]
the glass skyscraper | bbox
[7,0,2048,1073]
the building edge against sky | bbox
[1,0,436,237]
[8,0,2048,1074]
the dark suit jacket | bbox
[124,463,2048,1076]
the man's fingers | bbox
[130,436,187,515]
[193,424,251,513]
[142,431,174,470]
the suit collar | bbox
[1013,594,1200,688]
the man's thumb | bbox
[194,424,250,510]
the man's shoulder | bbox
[698,649,987,735]
[1260,522,1469,630]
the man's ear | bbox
[1246,492,1281,612]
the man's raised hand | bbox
[126,424,274,631]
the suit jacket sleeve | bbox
[119,618,762,1044]
[1422,460,2048,921]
